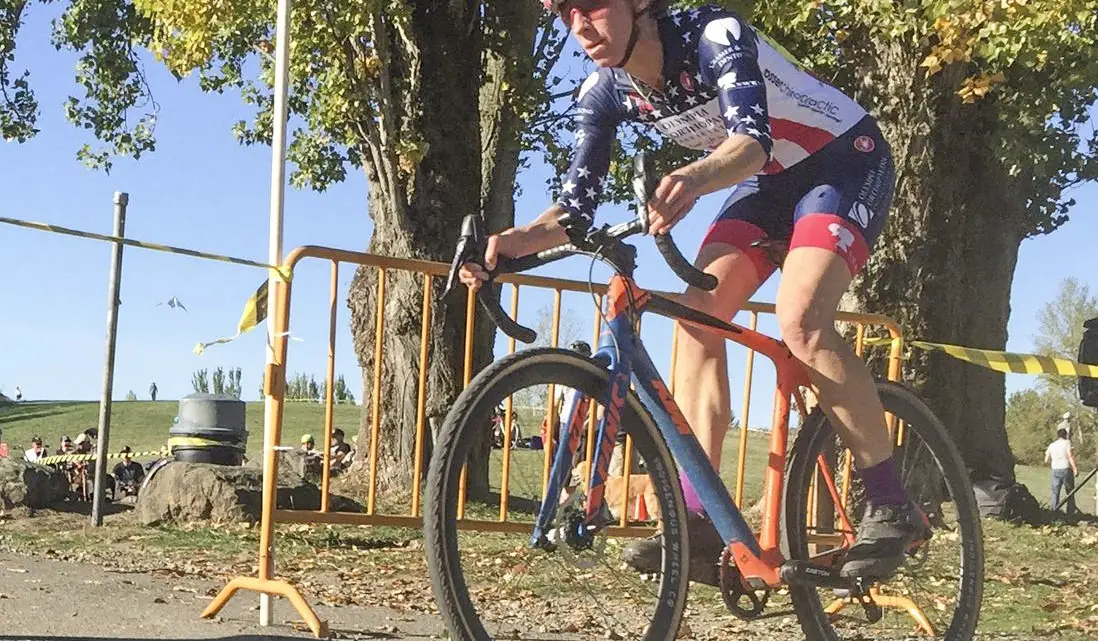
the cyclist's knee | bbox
[682,244,762,318]
[776,298,838,363]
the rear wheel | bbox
[424,348,690,640]
[783,381,983,640]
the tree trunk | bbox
[479,2,542,233]
[462,1,543,498]
[847,38,1025,486]
[346,1,541,504]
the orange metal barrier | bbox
[200,245,907,636]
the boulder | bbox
[0,459,68,509]
[250,448,325,483]
[136,461,321,525]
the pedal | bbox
[779,560,852,590]
[858,593,883,623]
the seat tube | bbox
[760,384,792,551]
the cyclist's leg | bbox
[671,178,789,509]
[624,180,786,584]
[775,116,923,578]
[776,248,892,471]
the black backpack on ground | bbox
[1079,318,1098,408]
[972,477,1044,525]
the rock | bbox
[249,448,324,484]
[0,459,68,509]
[136,461,322,525]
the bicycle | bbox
[490,404,521,450]
[425,153,983,640]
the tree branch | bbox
[368,5,408,222]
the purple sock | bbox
[680,471,705,515]
[858,457,908,507]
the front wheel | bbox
[783,381,983,640]
[424,348,689,641]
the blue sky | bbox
[2,6,1095,427]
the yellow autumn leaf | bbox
[921,54,942,74]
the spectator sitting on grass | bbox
[74,432,93,455]
[24,436,48,463]
[57,435,74,456]
[300,433,319,457]
[329,428,353,473]
[113,446,145,497]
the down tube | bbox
[631,349,761,557]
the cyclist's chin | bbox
[584,43,618,67]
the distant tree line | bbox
[189,367,356,404]
[190,367,243,399]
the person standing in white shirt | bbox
[1045,428,1079,514]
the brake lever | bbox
[444,214,539,344]
[443,215,483,299]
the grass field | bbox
[1,399,1090,513]
[0,400,361,458]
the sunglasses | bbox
[556,0,613,22]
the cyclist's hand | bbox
[458,232,521,292]
[647,173,700,235]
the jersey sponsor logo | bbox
[763,67,841,121]
[703,17,742,46]
[680,70,696,92]
[651,98,726,151]
[577,72,601,100]
[719,77,765,91]
[848,201,875,228]
[855,155,891,208]
[707,46,747,70]
[717,71,764,92]
[829,222,857,252]
[854,135,876,153]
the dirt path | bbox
[0,550,444,640]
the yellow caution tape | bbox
[167,436,246,449]
[0,215,293,357]
[864,337,1098,377]
[0,216,292,281]
[193,280,270,355]
[38,448,169,466]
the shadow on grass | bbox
[49,500,133,518]
[0,408,71,424]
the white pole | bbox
[261,0,293,625]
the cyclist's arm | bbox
[493,72,621,258]
[1068,446,1078,474]
[674,134,767,197]
[681,13,774,194]
[495,204,571,256]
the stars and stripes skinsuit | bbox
[556,4,896,278]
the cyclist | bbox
[458,0,922,584]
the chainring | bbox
[718,547,770,620]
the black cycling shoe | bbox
[839,501,931,580]
[622,513,726,586]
